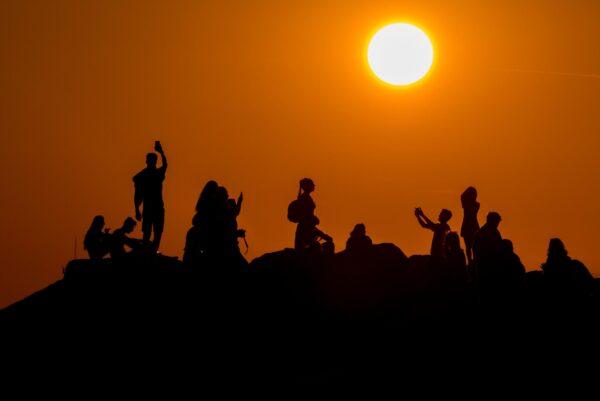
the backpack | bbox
[287,199,301,223]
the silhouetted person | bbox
[441,231,469,293]
[184,181,247,270]
[133,141,167,252]
[414,207,452,260]
[183,213,205,266]
[499,239,525,287]
[288,178,331,251]
[84,215,110,260]
[542,238,594,299]
[195,180,219,215]
[473,212,504,300]
[460,187,480,265]
[109,217,142,259]
[445,232,466,271]
[473,212,503,264]
[346,223,373,253]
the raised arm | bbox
[415,208,434,230]
[420,212,435,226]
[235,192,243,215]
[155,141,167,171]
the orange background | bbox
[1,0,599,307]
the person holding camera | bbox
[133,141,168,252]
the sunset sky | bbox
[1,0,599,307]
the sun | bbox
[367,23,434,86]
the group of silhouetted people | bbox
[84,215,141,260]
[412,186,593,300]
[85,141,167,260]
[183,180,247,270]
[83,142,594,300]
[413,189,526,297]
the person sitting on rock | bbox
[444,232,466,270]
[288,178,331,251]
[84,215,111,260]
[414,207,452,260]
[499,239,525,288]
[542,238,594,299]
[109,217,142,259]
[346,223,373,253]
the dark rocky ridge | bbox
[3,244,599,387]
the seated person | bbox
[445,232,466,270]
[84,215,110,260]
[109,217,142,259]
[346,223,373,253]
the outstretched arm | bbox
[420,212,435,226]
[415,209,434,230]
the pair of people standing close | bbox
[414,186,482,266]
[183,180,246,269]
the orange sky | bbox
[1,0,599,307]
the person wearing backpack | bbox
[288,178,331,251]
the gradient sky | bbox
[1,0,599,307]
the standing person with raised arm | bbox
[414,207,452,260]
[133,141,168,252]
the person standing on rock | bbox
[133,141,168,252]
[414,207,452,261]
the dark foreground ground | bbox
[2,245,599,390]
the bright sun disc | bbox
[368,23,434,86]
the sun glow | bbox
[367,23,434,86]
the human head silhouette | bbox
[196,180,219,212]
[122,217,137,234]
[300,178,315,194]
[201,181,218,197]
[486,212,502,228]
[461,186,478,203]
[439,209,452,223]
[351,223,367,237]
[89,215,105,232]
[548,238,568,260]
[146,152,158,169]
[445,231,461,251]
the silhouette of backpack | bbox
[287,199,302,223]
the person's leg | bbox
[152,210,165,251]
[142,214,153,245]
[464,237,474,265]
[295,224,311,251]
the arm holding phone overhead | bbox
[155,141,167,172]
